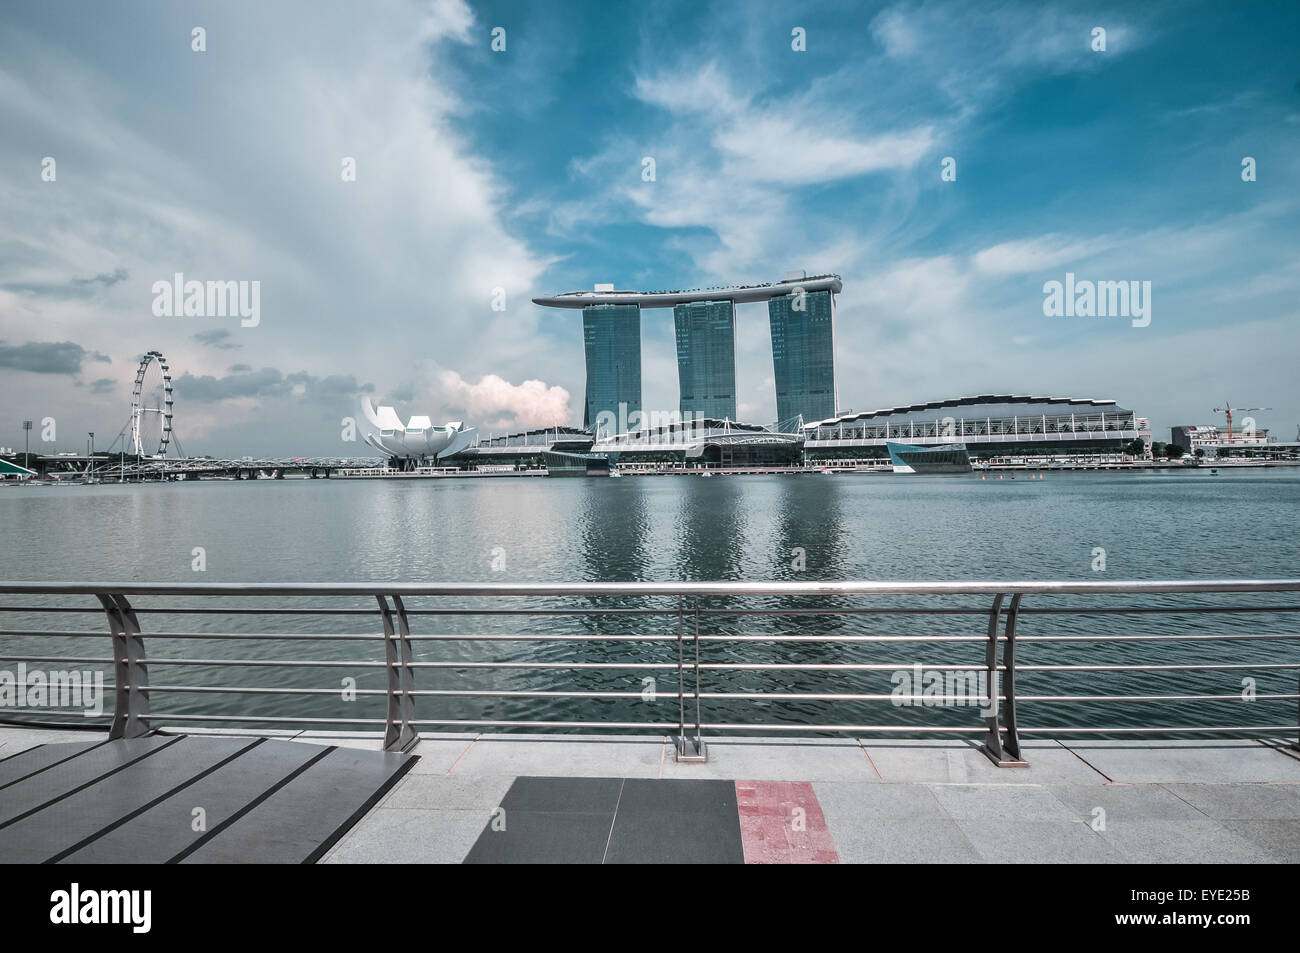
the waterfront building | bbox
[804,395,1151,464]
[673,300,737,421]
[439,396,1154,471]
[768,288,837,428]
[1171,424,1272,454]
[593,417,803,469]
[358,397,476,468]
[533,274,842,434]
[582,304,642,431]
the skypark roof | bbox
[532,274,842,309]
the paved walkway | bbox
[3,727,1298,863]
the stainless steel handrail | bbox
[3,579,1300,595]
[0,579,1297,763]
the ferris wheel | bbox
[131,350,174,457]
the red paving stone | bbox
[734,780,839,864]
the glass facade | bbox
[768,289,836,429]
[673,300,737,421]
[582,304,641,431]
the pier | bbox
[2,578,1298,863]
[3,727,1297,863]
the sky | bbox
[0,0,1297,457]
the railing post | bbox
[674,594,707,762]
[377,595,418,752]
[981,592,1027,767]
[981,593,1005,761]
[97,593,149,738]
[1001,593,1024,763]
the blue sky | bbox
[0,0,1297,454]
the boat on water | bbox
[885,442,973,474]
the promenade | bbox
[4,725,1298,864]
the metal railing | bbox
[1,580,1298,765]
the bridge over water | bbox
[35,454,385,481]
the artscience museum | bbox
[358,398,477,467]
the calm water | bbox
[2,469,1298,736]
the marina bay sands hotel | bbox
[532,272,842,433]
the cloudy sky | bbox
[1,0,1297,456]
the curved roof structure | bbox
[532,274,842,309]
[359,397,477,459]
[805,395,1128,430]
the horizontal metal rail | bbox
[1,579,1298,761]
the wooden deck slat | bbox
[0,737,419,864]
[0,736,177,827]
[58,738,332,864]
[0,739,106,789]
[0,736,256,863]
[181,746,417,864]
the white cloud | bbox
[972,235,1117,275]
[0,0,560,453]
[716,119,935,185]
[431,369,571,431]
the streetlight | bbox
[22,420,31,471]
[88,432,95,480]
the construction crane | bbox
[1211,402,1271,444]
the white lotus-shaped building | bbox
[360,397,477,463]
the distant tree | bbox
[1151,441,1167,459]
[1124,438,1147,457]
[1194,448,1205,459]
[1166,444,1185,459]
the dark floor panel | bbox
[0,736,177,826]
[462,777,746,864]
[60,739,338,864]
[500,776,624,815]
[604,810,745,864]
[0,736,255,863]
[604,779,743,864]
[463,810,616,864]
[0,739,105,789]
[179,745,416,864]
[616,778,740,817]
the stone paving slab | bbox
[1045,782,1208,822]
[661,737,877,782]
[1059,741,1300,783]
[1160,782,1300,819]
[0,727,107,758]
[449,736,666,778]
[323,808,493,864]
[822,817,983,864]
[927,783,1081,822]
[5,726,1299,863]
[954,819,1123,864]
[1092,819,1270,864]
[813,780,950,820]
[1218,819,1300,860]
[862,739,1107,784]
